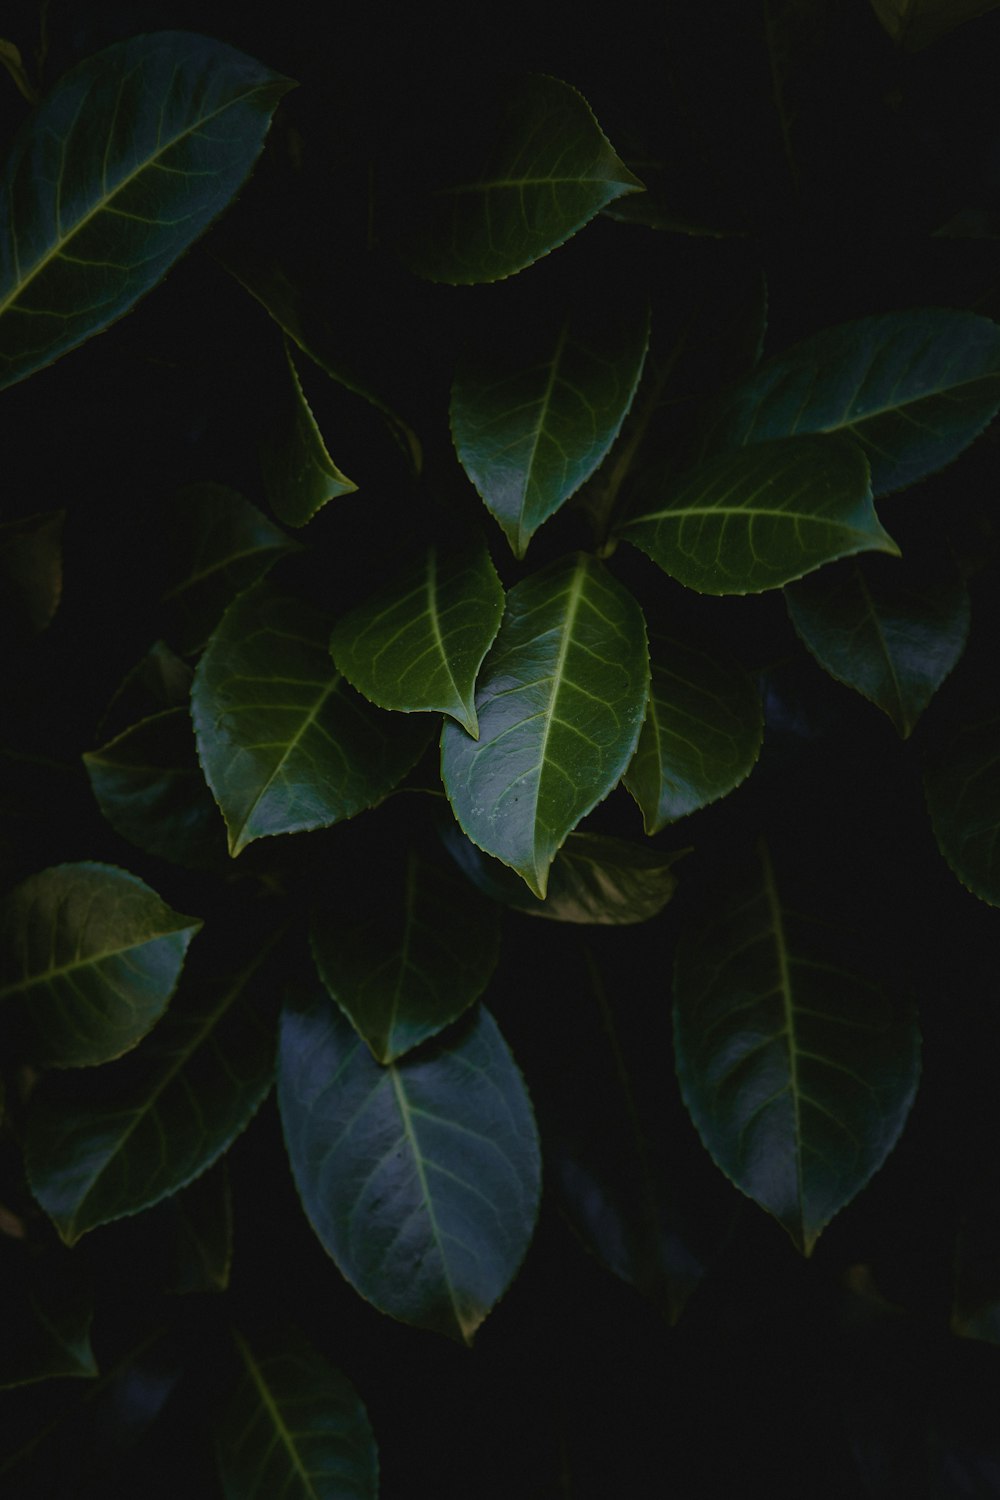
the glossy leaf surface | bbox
[708,309,1000,493]
[404,73,643,283]
[0,509,64,634]
[785,556,970,737]
[311,850,500,1062]
[0,863,200,1068]
[192,578,432,855]
[620,435,896,593]
[279,992,541,1342]
[451,290,649,556]
[0,32,293,389]
[261,339,358,528]
[441,554,649,897]
[624,633,763,830]
[216,1328,377,1500]
[925,716,1000,905]
[329,541,504,736]
[0,1244,96,1388]
[673,844,921,1254]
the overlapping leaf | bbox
[279,992,541,1343]
[441,553,649,898]
[403,73,643,283]
[0,862,201,1068]
[98,640,193,741]
[451,289,650,556]
[624,633,763,830]
[192,578,432,855]
[261,339,358,527]
[329,540,504,736]
[619,434,897,593]
[673,843,921,1254]
[785,555,970,737]
[925,716,1000,905]
[0,31,294,389]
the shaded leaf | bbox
[164,1163,233,1294]
[279,991,541,1343]
[329,540,504,736]
[451,286,650,556]
[925,715,1000,905]
[216,1327,377,1500]
[952,1207,1000,1345]
[441,553,649,898]
[0,32,294,390]
[0,1241,96,1388]
[0,509,64,635]
[97,641,192,742]
[870,0,1000,49]
[261,338,358,528]
[0,862,201,1068]
[623,632,763,830]
[620,434,897,594]
[192,578,432,856]
[763,0,829,191]
[403,73,643,284]
[311,849,500,1063]
[673,842,921,1255]
[785,555,970,737]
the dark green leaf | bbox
[870,0,1000,49]
[279,992,541,1342]
[0,862,201,1068]
[0,1242,96,1388]
[216,1327,377,1500]
[441,554,649,898]
[24,928,279,1244]
[623,633,763,830]
[261,339,358,528]
[763,0,828,192]
[620,435,897,593]
[0,509,64,635]
[708,309,1000,494]
[97,641,193,742]
[673,843,921,1254]
[403,73,643,284]
[785,555,970,737]
[329,540,504,736]
[451,287,650,557]
[311,849,500,1062]
[0,32,294,390]
[192,578,432,856]
[164,1164,233,1294]
[925,716,1000,905]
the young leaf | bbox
[24,929,280,1244]
[311,850,500,1063]
[450,288,650,557]
[329,540,504,737]
[0,1243,96,1388]
[440,553,649,898]
[279,992,541,1343]
[0,863,201,1068]
[216,1328,378,1500]
[0,508,64,635]
[925,716,1000,905]
[623,633,763,831]
[192,578,432,856]
[403,73,643,283]
[707,308,1000,494]
[261,338,358,528]
[0,32,294,390]
[785,555,970,737]
[619,434,897,594]
[673,843,921,1255]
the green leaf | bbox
[24,928,279,1244]
[870,0,1000,49]
[708,309,1000,494]
[0,862,201,1068]
[311,849,500,1062]
[0,32,294,390]
[279,991,541,1343]
[450,287,650,557]
[329,539,504,736]
[192,577,432,856]
[163,1164,233,1294]
[925,715,1000,905]
[261,339,358,528]
[403,73,643,284]
[216,1327,377,1500]
[441,554,649,898]
[0,1242,96,1388]
[84,707,227,869]
[673,843,921,1255]
[98,641,193,742]
[619,435,897,594]
[623,633,763,830]
[161,483,299,655]
[0,508,64,635]
[785,555,970,737]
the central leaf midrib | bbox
[423,548,464,707]
[0,923,190,1000]
[530,561,587,883]
[233,667,342,844]
[389,1065,463,1334]
[233,1332,320,1499]
[759,842,805,1244]
[518,319,570,547]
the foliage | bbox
[3,3,1000,1494]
